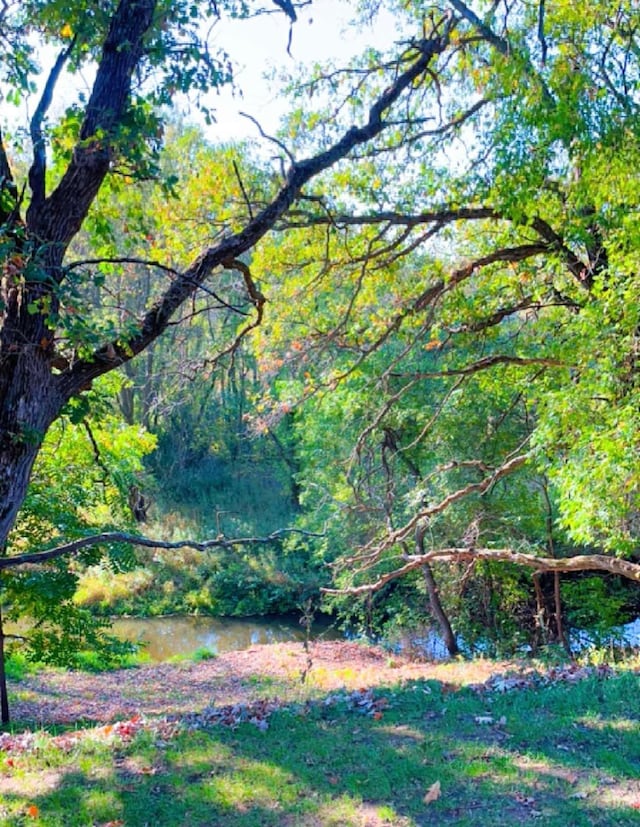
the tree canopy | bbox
[0,0,639,719]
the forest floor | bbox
[2,641,639,826]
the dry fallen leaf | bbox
[423,780,441,804]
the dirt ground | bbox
[8,640,510,725]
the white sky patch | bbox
[202,0,393,141]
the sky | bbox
[160,0,401,143]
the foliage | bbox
[0,0,639,705]
[1,375,155,668]
[241,0,640,642]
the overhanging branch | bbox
[348,453,529,570]
[391,354,568,381]
[58,17,456,398]
[280,206,498,230]
[0,528,324,570]
[324,546,640,594]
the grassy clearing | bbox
[1,663,639,826]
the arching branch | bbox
[324,546,640,594]
[348,453,529,571]
[0,528,324,570]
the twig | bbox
[239,112,296,165]
[232,159,254,220]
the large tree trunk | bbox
[0,350,63,724]
[0,353,63,547]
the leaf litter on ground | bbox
[0,659,624,756]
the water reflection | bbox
[111,614,341,662]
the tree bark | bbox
[422,563,460,656]
[0,357,63,546]
[416,525,459,656]
[0,599,8,724]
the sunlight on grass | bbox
[211,759,299,809]
[2,658,640,826]
[78,788,122,818]
[577,714,640,733]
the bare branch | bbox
[530,217,593,288]
[233,159,255,220]
[58,19,457,398]
[281,206,497,230]
[447,0,509,55]
[348,453,528,570]
[324,546,640,594]
[537,0,548,65]
[391,353,568,381]
[448,0,555,105]
[27,37,77,219]
[0,527,324,570]
[64,256,180,278]
[240,111,295,165]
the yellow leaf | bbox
[423,780,441,804]
[60,23,74,38]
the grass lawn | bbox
[0,661,639,825]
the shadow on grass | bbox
[1,671,639,826]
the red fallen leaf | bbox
[372,712,383,721]
[26,804,39,818]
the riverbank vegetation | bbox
[0,0,640,729]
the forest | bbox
[0,0,639,733]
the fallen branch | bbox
[0,528,323,570]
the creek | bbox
[110,614,640,663]
[110,614,342,662]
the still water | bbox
[110,614,342,662]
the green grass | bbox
[1,666,639,825]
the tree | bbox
[0,0,455,548]
[0,0,639,720]
[247,0,640,629]
[0,0,458,720]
